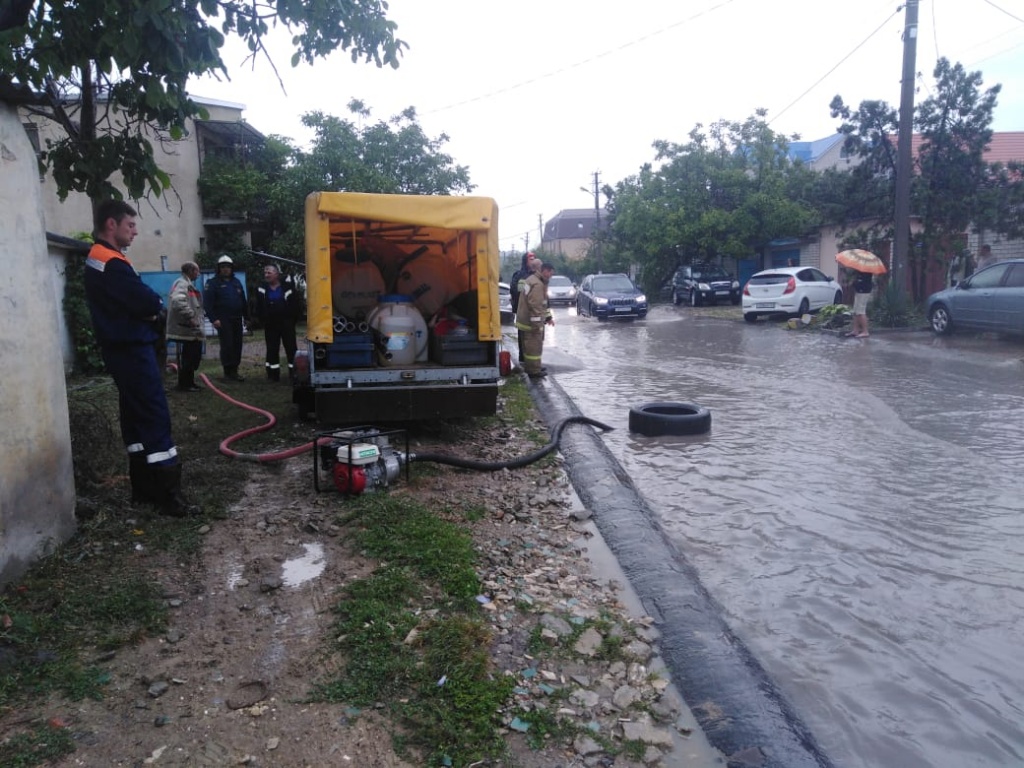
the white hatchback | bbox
[742,266,845,322]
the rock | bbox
[260,576,283,592]
[147,681,170,698]
[569,689,600,709]
[612,684,641,709]
[573,734,603,755]
[539,613,573,637]
[573,627,603,657]
[620,714,674,747]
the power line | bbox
[422,0,737,116]
[769,6,902,127]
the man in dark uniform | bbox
[204,254,249,381]
[254,264,302,381]
[84,199,194,516]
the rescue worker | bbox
[510,252,538,363]
[254,264,301,382]
[84,199,195,516]
[515,260,554,379]
[204,254,248,381]
[166,261,204,392]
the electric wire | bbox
[422,1,738,117]
[769,6,902,127]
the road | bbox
[537,303,1024,768]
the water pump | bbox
[315,427,408,495]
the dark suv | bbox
[672,264,741,306]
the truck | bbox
[292,191,505,423]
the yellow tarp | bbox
[305,192,501,343]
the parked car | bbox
[742,266,844,322]
[547,275,577,306]
[926,259,1024,336]
[672,264,741,306]
[576,273,648,320]
[499,281,513,323]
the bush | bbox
[870,282,917,328]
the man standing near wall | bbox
[84,200,195,516]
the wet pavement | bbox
[527,304,1024,768]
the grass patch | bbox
[0,722,76,767]
[314,493,516,767]
[511,706,578,749]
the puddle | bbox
[226,560,245,591]
[281,542,326,587]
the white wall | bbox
[0,101,77,584]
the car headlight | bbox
[568,288,577,297]
[636,294,647,303]
[594,297,609,306]
[698,282,710,291]
[732,281,740,289]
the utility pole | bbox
[523,233,530,253]
[892,0,918,292]
[580,171,601,263]
[538,213,544,248]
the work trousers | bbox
[101,341,177,467]
[519,324,544,375]
[174,339,203,388]
[216,316,244,371]
[264,317,297,377]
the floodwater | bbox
[540,304,1024,768]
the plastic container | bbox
[331,259,385,320]
[366,295,428,364]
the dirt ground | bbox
[9,397,718,768]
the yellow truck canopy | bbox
[305,192,501,343]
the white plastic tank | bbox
[367,295,428,364]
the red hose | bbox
[196,373,325,463]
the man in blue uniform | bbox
[84,199,195,516]
[204,254,249,381]
[254,264,302,382]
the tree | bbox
[198,100,474,260]
[830,57,1023,300]
[604,111,817,292]
[0,0,406,205]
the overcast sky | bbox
[192,0,1024,255]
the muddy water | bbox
[542,305,1024,768]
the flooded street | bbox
[539,304,1024,768]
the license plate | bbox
[715,291,729,296]
[615,306,633,313]
[756,302,774,309]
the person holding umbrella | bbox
[835,249,887,339]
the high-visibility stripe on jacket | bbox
[84,241,163,345]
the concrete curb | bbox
[528,374,835,768]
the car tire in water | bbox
[744,313,758,323]
[629,402,712,436]
[673,289,683,306]
[798,298,810,315]
[690,290,702,307]
[929,303,953,335]
[834,290,844,305]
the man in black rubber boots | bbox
[204,254,249,381]
[84,200,197,517]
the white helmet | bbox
[217,254,233,265]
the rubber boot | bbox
[150,464,199,517]
[268,367,280,382]
[129,454,157,504]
